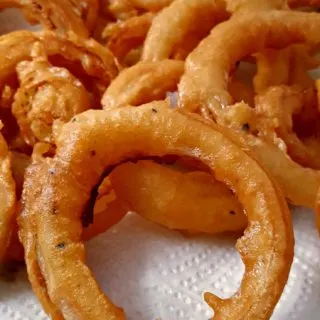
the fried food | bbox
[178,10,320,118]
[102,12,154,65]
[11,151,31,197]
[0,127,16,262]
[102,60,184,109]
[225,0,286,13]
[110,160,247,234]
[129,0,173,12]
[254,45,318,93]
[107,0,138,21]
[21,102,293,319]
[12,43,91,146]
[0,30,119,95]
[106,0,171,21]
[255,86,320,169]
[142,0,229,61]
[217,101,320,207]
[0,0,94,37]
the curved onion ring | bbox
[102,60,184,109]
[0,30,118,93]
[21,102,293,319]
[142,0,228,61]
[110,160,247,234]
[178,10,320,118]
[0,0,96,38]
[0,128,16,262]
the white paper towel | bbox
[0,8,319,320]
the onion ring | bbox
[142,0,229,61]
[0,30,118,95]
[110,160,247,234]
[0,0,95,37]
[21,102,294,319]
[178,10,320,118]
[102,60,184,109]
[12,42,91,146]
[0,127,16,262]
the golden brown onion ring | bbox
[102,12,154,65]
[12,44,91,146]
[110,160,247,234]
[178,10,320,118]
[21,102,293,319]
[18,155,126,318]
[0,128,16,262]
[0,30,118,94]
[142,0,229,61]
[0,0,94,37]
[102,60,184,109]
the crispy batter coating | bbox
[178,10,320,118]
[110,160,247,234]
[142,0,229,61]
[12,44,91,145]
[102,60,184,109]
[21,102,293,319]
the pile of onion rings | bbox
[0,1,319,319]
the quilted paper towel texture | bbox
[0,8,319,320]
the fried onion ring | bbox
[142,0,229,61]
[102,60,184,109]
[12,44,91,146]
[178,10,320,118]
[0,30,118,94]
[0,0,95,37]
[110,160,247,234]
[21,102,293,319]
